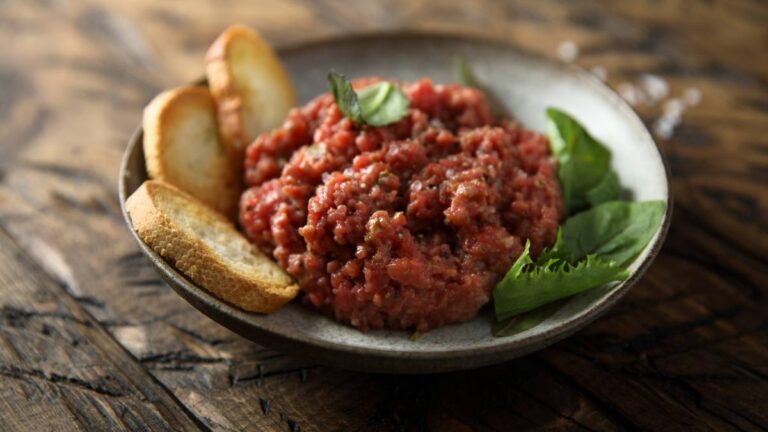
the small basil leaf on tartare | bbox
[546,107,615,214]
[356,82,410,126]
[328,72,409,126]
[562,200,666,266]
[493,241,629,321]
[455,55,481,89]
[328,71,363,123]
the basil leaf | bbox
[491,108,665,336]
[494,242,628,321]
[357,82,392,118]
[455,55,482,89]
[454,56,508,118]
[537,228,571,263]
[546,108,612,214]
[328,71,363,123]
[356,82,410,126]
[328,72,409,126]
[492,300,566,337]
[586,170,621,207]
[562,200,666,266]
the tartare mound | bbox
[239,78,563,331]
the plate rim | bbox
[118,31,672,373]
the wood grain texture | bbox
[0,226,202,431]
[0,0,766,431]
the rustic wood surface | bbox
[1,0,766,430]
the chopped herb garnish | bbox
[328,72,409,126]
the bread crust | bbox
[205,25,296,156]
[143,86,241,219]
[126,180,299,313]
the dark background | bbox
[0,0,766,430]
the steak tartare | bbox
[239,78,563,331]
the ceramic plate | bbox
[119,33,671,374]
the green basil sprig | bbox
[494,241,629,322]
[449,60,667,337]
[560,200,666,266]
[454,56,508,118]
[492,200,664,332]
[546,108,621,214]
[327,72,409,126]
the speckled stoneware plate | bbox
[119,33,671,374]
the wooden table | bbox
[1,1,766,430]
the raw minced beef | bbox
[240,78,563,331]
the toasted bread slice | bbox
[205,25,296,154]
[143,86,241,219]
[126,180,299,313]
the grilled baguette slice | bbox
[143,86,241,219]
[126,180,299,313]
[205,25,296,155]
